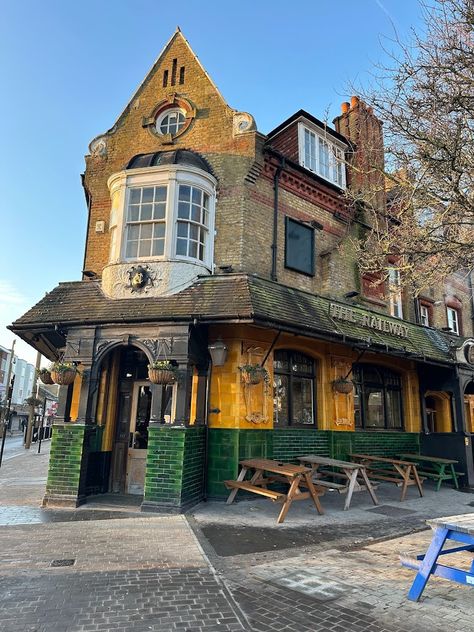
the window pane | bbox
[192,188,202,205]
[153,223,165,238]
[285,218,314,275]
[273,375,289,425]
[153,203,165,220]
[138,240,151,257]
[291,352,314,375]
[155,186,167,202]
[386,389,403,428]
[291,377,314,424]
[179,185,191,201]
[203,193,209,210]
[189,241,198,258]
[152,240,164,256]
[142,187,154,203]
[126,240,138,258]
[364,388,384,428]
[128,205,139,222]
[190,224,199,240]
[130,189,141,204]
[141,223,152,239]
[354,384,362,428]
[178,202,189,219]
[140,204,152,221]
[177,222,188,237]
[191,204,201,222]
[274,351,290,372]
[176,238,187,255]
[128,225,139,240]
[198,244,204,260]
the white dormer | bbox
[298,120,347,189]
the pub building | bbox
[10,30,474,510]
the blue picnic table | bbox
[401,513,474,601]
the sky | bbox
[0,0,424,366]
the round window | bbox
[157,109,186,135]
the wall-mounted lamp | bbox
[207,338,228,366]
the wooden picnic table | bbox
[398,453,460,491]
[224,457,325,524]
[350,453,424,501]
[401,513,474,601]
[298,455,379,511]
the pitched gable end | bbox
[110,27,230,131]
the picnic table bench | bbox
[350,453,424,501]
[398,453,461,491]
[400,513,474,601]
[298,455,379,511]
[224,457,325,524]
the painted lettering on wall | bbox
[329,303,409,339]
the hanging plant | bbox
[37,367,54,385]
[147,361,177,385]
[50,362,79,386]
[239,364,270,386]
[332,377,354,394]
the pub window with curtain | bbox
[285,217,315,276]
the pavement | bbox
[0,434,473,631]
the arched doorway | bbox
[95,345,176,495]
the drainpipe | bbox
[271,157,285,282]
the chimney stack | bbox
[333,96,385,210]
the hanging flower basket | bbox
[239,364,270,386]
[50,362,78,386]
[148,361,177,385]
[38,368,53,385]
[332,378,354,394]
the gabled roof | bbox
[10,274,455,366]
[110,28,230,132]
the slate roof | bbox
[10,274,456,365]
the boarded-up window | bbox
[285,217,314,276]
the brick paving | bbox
[1,436,474,631]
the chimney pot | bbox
[341,102,350,113]
[351,95,360,108]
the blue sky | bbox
[0,0,423,364]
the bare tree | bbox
[350,0,474,294]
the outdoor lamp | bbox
[208,339,228,366]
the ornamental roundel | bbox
[465,343,474,365]
[142,95,196,141]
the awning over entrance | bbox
[10,273,456,364]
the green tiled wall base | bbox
[43,422,88,508]
[207,428,420,498]
[143,425,205,511]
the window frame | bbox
[446,306,460,335]
[419,304,430,327]
[273,350,317,427]
[298,122,347,189]
[284,216,315,276]
[353,364,404,431]
[156,108,187,136]
[107,165,217,269]
[388,268,403,319]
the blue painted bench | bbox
[400,514,474,601]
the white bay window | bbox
[107,163,216,270]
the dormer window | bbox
[298,122,346,188]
